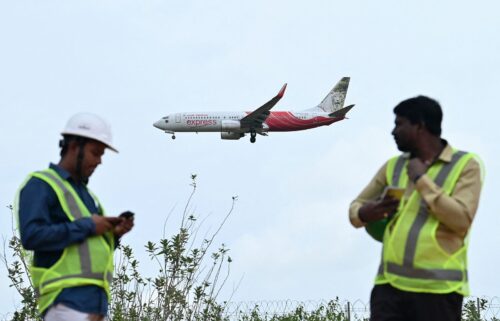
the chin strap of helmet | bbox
[59,135,89,184]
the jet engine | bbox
[221,120,241,131]
[221,132,245,140]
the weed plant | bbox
[108,175,235,321]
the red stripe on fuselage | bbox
[254,111,341,132]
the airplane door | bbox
[176,114,181,123]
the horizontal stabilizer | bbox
[329,104,354,118]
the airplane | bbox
[153,77,354,143]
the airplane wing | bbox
[240,83,287,129]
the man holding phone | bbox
[349,96,484,321]
[16,113,134,320]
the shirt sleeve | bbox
[18,177,96,251]
[415,157,483,237]
[349,161,389,228]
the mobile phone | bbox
[381,186,405,201]
[119,211,135,219]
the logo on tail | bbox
[317,77,350,113]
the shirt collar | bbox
[436,140,453,163]
[401,139,453,163]
[49,163,72,181]
[50,163,89,186]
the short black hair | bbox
[59,135,89,157]
[393,96,442,136]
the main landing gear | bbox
[250,131,256,143]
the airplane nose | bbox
[153,120,164,129]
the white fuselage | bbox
[154,110,336,133]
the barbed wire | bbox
[223,296,500,321]
[482,296,500,320]
[224,298,369,320]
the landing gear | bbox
[250,131,256,143]
[165,131,176,140]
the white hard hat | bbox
[61,113,118,153]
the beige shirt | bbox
[349,144,483,253]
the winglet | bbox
[278,83,287,98]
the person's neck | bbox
[413,138,445,165]
[58,158,82,183]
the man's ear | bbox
[65,140,81,156]
[416,121,427,132]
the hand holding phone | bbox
[119,211,135,220]
[114,211,135,237]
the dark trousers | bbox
[370,284,463,321]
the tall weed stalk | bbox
[109,175,236,321]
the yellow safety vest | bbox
[375,150,474,295]
[15,169,114,314]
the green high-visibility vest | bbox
[375,150,476,295]
[15,169,114,314]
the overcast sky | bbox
[1,0,499,316]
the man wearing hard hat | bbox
[15,113,134,321]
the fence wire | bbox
[224,299,368,320]
[482,296,500,320]
[224,296,500,321]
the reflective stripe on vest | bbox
[391,156,407,186]
[377,155,408,276]
[385,151,467,281]
[36,170,94,282]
